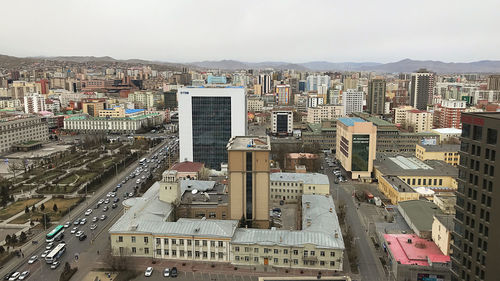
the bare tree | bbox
[8,161,22,180]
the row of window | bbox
[233,247,335,257]
[271,182,303,187]
[117,236,226,248]
[403,177,443,186]
[234,256,336,267]
[462,124,498,145]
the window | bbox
[264,248,269,254]
[293,250,298,255]
[235,246,240,252]
[144,237,149,244]
[210,252,215,258]
[218,252,223,259]
[283,249,288,254]
[218,241,224,247]
[195,251,200,257]
[254,257,259,262]
[211,241,216,247]
[320,251,325,257]
[330,252,335,257]
[118,236,123,242]
[473,125,482,141]
[310,251,315,256]
[172,239,176,245]
[188,251,193,257]
[284,258,289,264]
[195,240,200,246]
[144,248,149,254]
[274,249,279,254]
[487,128,497,145]
[131,236,136,243]
[235,256,240,261]
[164,249,169,255]
[330,261,335,266]
[180,239,184,245]
[132,247,136,253]
[274,258,278,264]
[172,250,176,256]
[203,240,207,247]
[245,247,250,252]
[187,240,192,246]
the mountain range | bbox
[1,54,500,73]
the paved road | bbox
[323,158,386,281]
[133,270,260,281]
[1,137,178,280]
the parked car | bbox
[7,272,19,281]
[80,218,87,225]
[171,267,178,277]
[70,227,78,234]
[100,215,107,221]
[104,199,110,204]
[145,267,153,277]
[111,203,118,209]
[92,216,98,222]
[90,224,97,230]
[163,268,170,277]
[103,206,108,212]
[3,272,15,281]
[113,197,119,203]
[85,209,92,216]
[73,219,80,225]
[75,231,84,237]
[79,234,87,241]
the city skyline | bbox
[0,0,499,63]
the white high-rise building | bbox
[306,75,331,92]
[343,89,363,115]
[24,92,46,114]
[177,87,247,170]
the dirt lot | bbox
[10,197,81,224]
[0,198,44,221]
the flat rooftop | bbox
[271,172,329,185]
[398,200,444,232]
[227,136,271,151]
[463,112,500,119]
[384,234,450,266]
[382,176,416,193]
[337,117,366,127]
[418,144,460,152]
[374,154,458,177]
[432,128,462,134]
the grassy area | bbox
[10,197,81,224]
[58,174,79,185]
[29,170,65,184]
[88,157,117,170]
[37,184,78,194]
[0,198,43,221]
[74,171,97,186]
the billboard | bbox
[351,134,370,171]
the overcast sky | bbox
[1,0,499,63]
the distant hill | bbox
[1,54,500,73]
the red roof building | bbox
[170,161,205,180]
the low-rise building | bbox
[270,172,329,202]
[382,234,451,281]
[247,96,264,112]
[302,121,336,151]
[231,195,344,271]
[63,113,162,134]
[405,109,433,133]
[377,176,420,204]
[431,128,461,143]
[432,215,454,255]
[0,115,49,153]
[432,193,456,215]
[397,200,444,239]
[415,144,460,166]
[170,161,205,180]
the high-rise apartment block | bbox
[405,109,433,133]
[23,92,46,114]
[436,99,466,129]
[227,136,271,228]
[178,87,247,170]
[306,75,331,92]
[343,89,363,115]
[451,112,500,281]
[258,74,272,94]
[410,69,435,110]
[275,84,291,105]
[367,79,386,115]
[486,75,500,90]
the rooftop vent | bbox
[407,238,412,244]
[194,228,200,232]
[329,208,333,213]
[306,202,310,208]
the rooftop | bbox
[125,109,145,114]
[432,128,462,134]
[463,112,500,120]
[271,172,329,185]
[227,136,271,151]
[337,117,366,127]
[384,234,450,266]
[374,154,458,177]
[171,161,204,173]
[398,200,444,232]
[434,214,454,231]
[180,182,228,205]
[418,144,460,152]
[382,176,416,193]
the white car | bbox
[27,255,38,264]
[90,224,97,230]
[70,227,78,234]
[8,272,20,280]
[41,250,50,258]
[98,199,104,205]
[85,209,92,216]
[80,218,87,225]
[92,216,98,222]
[63,222,71,228]
[46,242,54,250]
[18,271,30,280]
[145,267,153,277]
[50,261,60,269]
[163,268,170,277]
[75,230,84,237]
[104,199,110,204]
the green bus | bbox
[46,225,64,242]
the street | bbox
[1,137,178,280]
[323,157,386,281]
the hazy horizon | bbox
[1,0,499,63]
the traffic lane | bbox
[15,142,170,278]
[132,270,259,281]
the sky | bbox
[0,0,499,63]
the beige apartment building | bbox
[336,117,377,181]
[405,109,433,133]
[431,215,453,255]
[415,144,460,166]
[227,136,271,229]
[270,172,329,203]
[306,105,344,124]
[247,96,264,112]
[393,105,414,126]
[0,116,49,153]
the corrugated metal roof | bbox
[337,117,366,127]
[270,173,329,185]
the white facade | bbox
[247,97,264,112]
[178,87,247,164]
[306,75,331,92]
[24,92,46,114]
[343,89,363,115]
[0,99,21,109]
[63,114,162,133]
[307,96,324,108]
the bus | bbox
[139,158,147,165]
[46,225,64,243]
[45,243,66,264]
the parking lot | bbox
[133,270,259,281]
